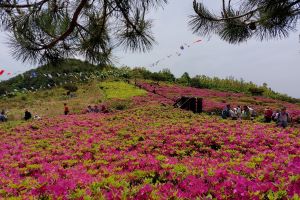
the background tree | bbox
[0,0,167,64]
[178,72,191,86]
[150,68,175,82]
[189,0,300,44]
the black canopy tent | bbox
[173,96,203,113]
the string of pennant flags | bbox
[0,37,209,96]
[0,69,130,97]
[0,69,13,76]
[147,38,204,68]
[1,33,299,79]
[0,37,206,77]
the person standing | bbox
[64,103,70,115]
[275,107,290,128]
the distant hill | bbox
[0,59,117,95]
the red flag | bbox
[7,72,11,75]
[0,70,4,75]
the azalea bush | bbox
[0,103,299,199]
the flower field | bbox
[0,81,299,199]
[136,82,300,121]
[0,106,299,199]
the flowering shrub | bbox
[0,103,299,199]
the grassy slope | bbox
[99,82,147,100]
[0,81,146,122]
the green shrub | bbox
[110,100,131,110]
[190,77,202,88]
[177,72,191,86]
[150,69,175,82]
[249,87,265,96]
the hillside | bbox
[0,80,299,199]
[0,59,118,95]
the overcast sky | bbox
[1,0,300,98]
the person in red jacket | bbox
[64,103,69,115]
[264,107,273,123]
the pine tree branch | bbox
[193,0,261,22]
[228,0,232,8]
[35,0,89,50]
[115,0,143,36]
[222,0,228,18]
[99,0,108,37]
[287,0,300,8]
[76,23,90,34]
[193,0,300,22]
[0,0,49,8]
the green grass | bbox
[0,80,105,120]
[0,120,25,131]
[0,81,147,122]
[99,81,147,100]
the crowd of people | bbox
[221,104,256,120]
[267,107,291,128]
[85,104,108,114]
[221,104,292,128]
